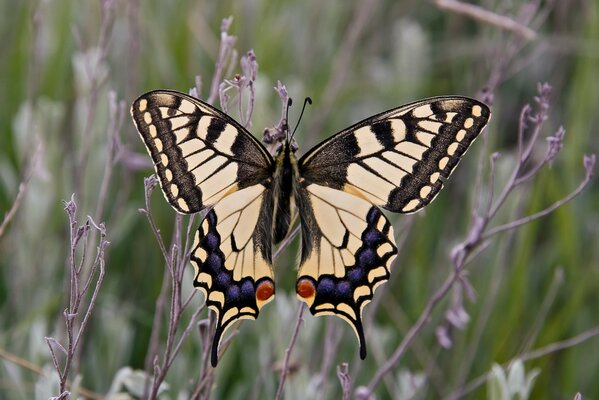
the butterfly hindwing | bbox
[295,183,397,358]
[131,90,273,214]
[299,97,490,213]
[190,183,276,367]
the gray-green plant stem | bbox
[275,305,306,400]
[46,197,108,399]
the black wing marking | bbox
[131,90,273,213]
[299,97,490,213]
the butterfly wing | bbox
[296,97,490,357]
[295,183,397,358]
[131,90,277,367]
[299,97,490,213]
[131,90,273,213]
[191,183,276,367]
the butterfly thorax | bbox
[272,141,299,244]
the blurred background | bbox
[0,1,598,399]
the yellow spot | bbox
[170,183,179,197]
[144,112,152,124]
[456,129,466,142]
[315,303,335,312]
[179,99,197,114]
[154,138,163,152]
[149,124,157,138]
[447,142,459,156]
[164,168,173,181]
[177,198,190,212]
[438,156,449,170]
[402,198,420,213]
[368,266,388,283]
[201,219,210,233]
[240,306,255,314]
[376,217,386,231]
[412,104,433,118]
[222,307,239,325]
[377,242,394,257]
[472,105,482,117]
[430,172,440,183]
[354,285,371,302]
[138,99,148,111]
[208,290,225,306]
[160,154,168,166]
[391,119,406,142]
[337,303,357,319]
[420,185,432,199]
[198,271,212,288]
[464,118,474,129]
[386,253,397,269]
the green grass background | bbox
[0,1,598,399]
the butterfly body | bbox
[131,90,490,366]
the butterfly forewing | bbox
[295,183,397,358]
[299,97,490,214]
[131,90,273,213]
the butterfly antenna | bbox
[285,98,293,141]
[290,97,312,142]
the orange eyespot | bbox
[296,278,316,299]
[256,280,275,301]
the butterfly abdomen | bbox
[272,143,298,244]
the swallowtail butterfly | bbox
[131,90,490,366]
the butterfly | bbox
[131,90,490,367]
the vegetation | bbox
[0,1,597,399]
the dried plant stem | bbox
[46,197,108,399]
[275,305,306,400]
[0,142,42,238]
[433,0,537,40]
[0,348,102,400]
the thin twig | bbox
[0,142,42,238]
[275,305,306,400]
[433,0,537,40]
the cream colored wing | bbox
[131,90,273,214]
[190,184,275,367]
[299,97,490,213]
[295,183,397,359]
